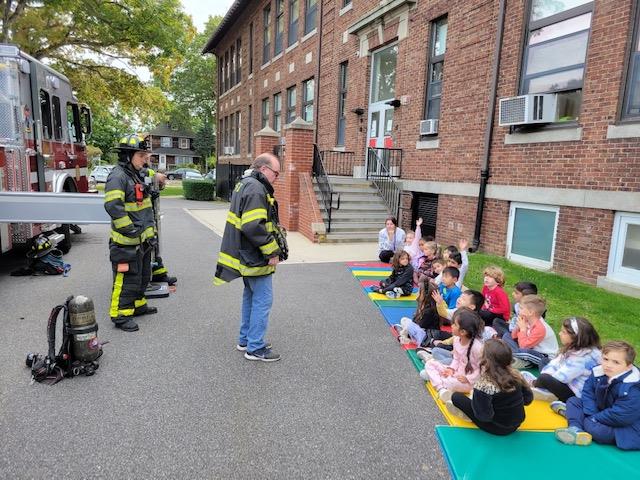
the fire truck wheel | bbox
[56,224,72,254]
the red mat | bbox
[389,326,419,350]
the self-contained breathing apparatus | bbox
[26,295,104,385]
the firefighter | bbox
[104,134,158,332]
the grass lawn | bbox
[466,253,640,348]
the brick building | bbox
[205,0,640,294]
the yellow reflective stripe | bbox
[226,211,241,229]
[266,221,275,233]
[140,226,155,242]
[118,308,135,316]
[259,239,279,255]
[110,230,140,245]
[113,216,133,229]
[124,198,152,211]
[213,277,227,286]
[134,298,147,308]
[267,194,275,206]
[218,252,275,276]
[105,190,125,202]
[241,208,268,225]
[153,266,167,275]
[219,252,241,271]
[110,272,124,318]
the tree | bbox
[194,118,215,161]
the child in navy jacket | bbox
[373,250,414,298]
[555,341,640,450]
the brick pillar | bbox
[400,191,413,230]
[253,126,280,158]
[274,117,314,231]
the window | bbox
[286,85,297,123]
[302,78,314,122]
[230,44,236,87]
[179,138,189,149]
[52,95,63,140]
[273,92,282,131]
[230,113,236,154]
[521,1,593,122]
[275,0,284,56]
[607,212,640,286]
[249,23,254,74]
[506,202,559,269]
[235,111,241,153]
[224,50,229,93]
[218,60,224,95]
[304,0,317,35]
[623,4,640,119]
[288,0,299,46]
[248,104,253,153]
[337,62,348,146]
[236,38,242,83]
[371,44,398,103]
[343,0,352,7]
[263,5,272,64]
[39,90,52,140]
[160,137,171,148]
[425,17,447,122]
[66,103,81,143]
[262,97,270,128]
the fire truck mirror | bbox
[79,105,92,137]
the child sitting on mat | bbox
[430,258,447,285]
[404,217,422,261]
[395,281,451,346]
[521,317,601,403]
[555,341,640,450]
[372,250,414,299]
[419,308,484,402]
[414,240,440,284]
[479,266,510,327]
[503,295,558,369]
[447,338,533,435]
[493,281,538,338]
[439,267,462,309]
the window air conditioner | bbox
[498,93,558,127]
[420,119,439,136]
[223,146,233,155]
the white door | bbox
[607,212,640,286]
[159,154,166,170]
[367,44,398,174]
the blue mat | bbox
[378,307,417,326]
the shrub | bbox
[183,179,215,201]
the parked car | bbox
[166,168,199,180]
[89,165,115,183]
[204,169,216,181]
[183,171,204,180]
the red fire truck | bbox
[0,43,92,254]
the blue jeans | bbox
[502,332,550,368]
[239,275,273,353]
[566,397,616,446]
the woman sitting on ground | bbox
[377,216,405,263]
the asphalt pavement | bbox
[0,198,449,479]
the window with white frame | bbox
[304,0,317,35]
[424,16,447,123]
[506,202,559,269]
[286,85,297,123]
[607,212,640,286]
[521,1,593,122]
[302,77,314,122]
[179,138,189,149]
[161,136,172,147]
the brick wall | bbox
[298,171,323,242]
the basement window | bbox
[507,202,559,269]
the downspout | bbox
[313,0,324,144]
[472,0,507,252]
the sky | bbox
[181,0,235,32]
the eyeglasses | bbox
[264,165,280,178]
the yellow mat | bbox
[352,270,391,277]
[425,382,567,431]
[367,292,419,301]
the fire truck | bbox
[0,43,92,255]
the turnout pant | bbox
[109,244,152,323]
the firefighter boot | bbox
[112,317,139,332]
[134,305,158,317]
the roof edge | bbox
[202,0,250,55]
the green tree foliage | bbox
[193,118,215,161]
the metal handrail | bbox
[320,150,357,176]
[312,144,340,233]
[367,147,402,219]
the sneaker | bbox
[555,426,592,446]
[393,287,404,297]
[511,357,532,369]
[532,387,558,402]
[236,342,272,352]
[550,400,567,418]
[244,347,281,362]
[438,388,453,403]
[520,370,537,385]
[392,324,403,337]
[385,291,398,299]
[416,350,432,363]
[445,400,471,422]
[419,369,430,381]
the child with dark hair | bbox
[479,266,511,327]
[555,341,640,450]
[493,281,538,338]
[521,317,601,403]
[420,308,484,402]
[431,258,447,285]
[413,240,440,284]
[372,250,414,298]
[438,266,462,309]
[378,217,405,263]
[395,280,451,346]
[447,338,533,435]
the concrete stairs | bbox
[313,176,389,243]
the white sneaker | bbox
[532,387,558,402]
[520,370,537,385]
[445,400,471,422]
[511,357,532,369]
[416,350,432,363]
[419,369,430,381]
[385,291,398,299]
[438,388,453,403]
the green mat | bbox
[406,350,424,373]
[436,426,640,479]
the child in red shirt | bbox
[479,266,510,327]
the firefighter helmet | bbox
[116,134,149,152]
[27,235,54,259]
